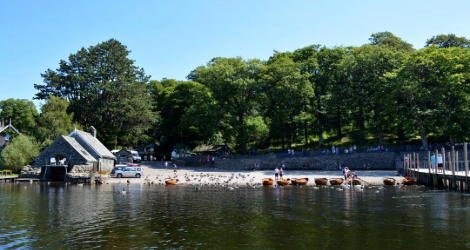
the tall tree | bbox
[35,96,77,142]
[387,46,470,146]
[150,79,219,148]
[341,45,407,144]
[261,52,313,149]
[34,39,157,147]
[188,57,264,152]
[425,34,470,48]
[369,31,415,53]
[0,98,38,135]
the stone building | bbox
[0,118,20,153]
[34,127,116,181]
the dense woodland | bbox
[2,32,470,165]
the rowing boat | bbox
[262,178,274,185]
[329,178,344,185]
[291,178,309,185]
[314,178,328,186]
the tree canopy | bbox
[34,39,158,147]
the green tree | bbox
[150,79,219,148]
[36,95,77,142]
[369,31,415,52]
[0,98,38,135]
[0,134,40,172]
[386,46,470,146]
[425,34,470,48]
[341,45,407,144]
[188,57,265,152]
[261,52,313,149]
[34,39,157,147]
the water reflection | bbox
[1,182,470,249]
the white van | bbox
[130,150,142,163]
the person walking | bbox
[274,167,280,181]
[438,154,443,173]
[173,164,177,173]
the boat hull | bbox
[314,178,328,186]
[165,179,178,185]
[402,177,417,185]
[292,178,309,185]
[263,178,274,185]
[277,179,290,186]
[383,178,396,186]
[329,178,344,185]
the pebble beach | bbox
[105,162,404,186]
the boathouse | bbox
[34,127,116,181]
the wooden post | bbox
[465,143,469,191]
[404,154,407,176]
[451,147,456,189]
[442,147,447,188]
[428,151,432,185]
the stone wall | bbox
[214,152,396,171]
[34,136,90,168]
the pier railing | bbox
[405,143,470,191]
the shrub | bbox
[0,135,40,172]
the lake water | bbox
[1,182,470,249]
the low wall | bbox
[214,152,396,171]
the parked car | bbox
[111,167,143,178]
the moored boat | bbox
[291,178,309,185]
[314,178,328,186]
[347,179,362,185]
[277,179,290,186]
[402,177,417,185]
[383,178,396,186]
[263,178,274,185]
[329,178,344,185]
[165,179,179,185]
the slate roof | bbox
[61,136,98,163]
[69,129,116,159]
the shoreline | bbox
[105,163,403,186]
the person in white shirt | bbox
[274,167,280,180]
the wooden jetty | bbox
[406,143,470,191]
[0,170,17,182]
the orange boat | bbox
[262,178,274,185]
[402,177,417,185]
[291,178,309,185]
[383,178,396,186]
[329,178,344,185]
[277,179,290,186]
[165,179,179,185]
[314,178,328,186]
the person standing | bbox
[165,161,168,170]
[431,153,436,169]
[279,168,284,179]
[173,164,177,173]
[274,167,280,181]
[438,154,443,173]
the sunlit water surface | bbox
[1,182,470,249]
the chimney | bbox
[88,126,97,138]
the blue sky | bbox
[1,0,469,109]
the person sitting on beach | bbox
[352,172,357,179]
